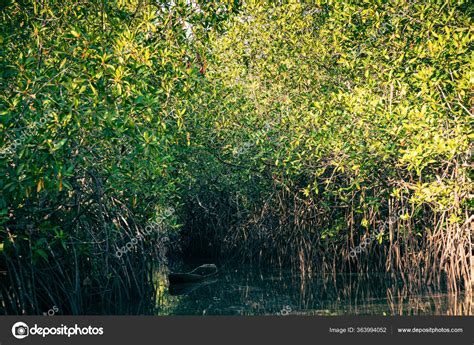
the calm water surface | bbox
[155,266,472,316]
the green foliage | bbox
[0,0,472,311]
[0,0,237,313]
[181,0,472,263]
[203,0,471,211]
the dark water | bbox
[155,266,472,316]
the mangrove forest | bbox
[0,0,472,315]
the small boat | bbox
[168,264,218,285]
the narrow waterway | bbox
[155,266,472,316]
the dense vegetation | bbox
[0,0,472,314]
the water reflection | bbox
[155,266,472,316]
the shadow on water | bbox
[154,265,472,316]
